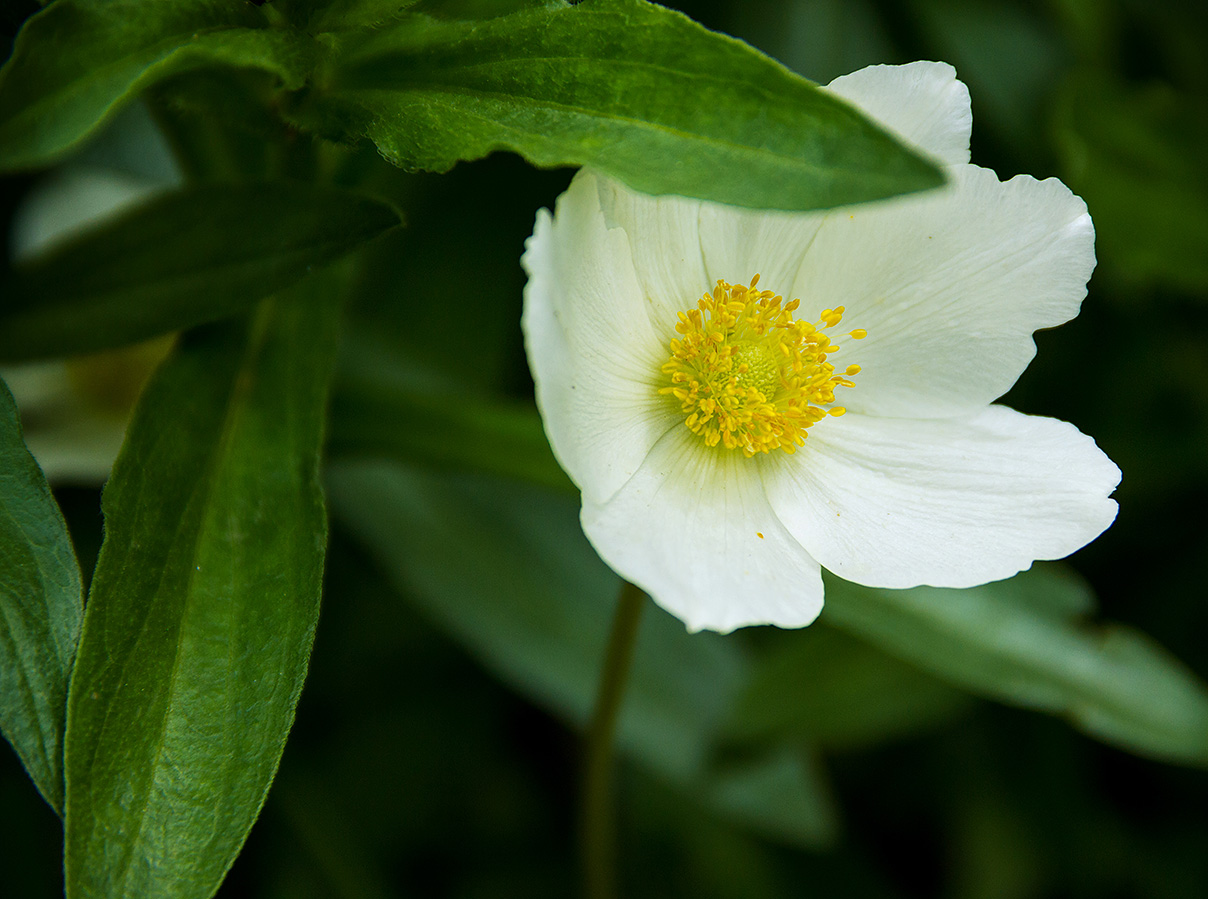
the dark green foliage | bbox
[1055,73,1208,293]
[0,380,83,815]
[292,0,945,209]
[326,459,840,849]
[63,276,340,899]
[0,183,401,361]
[329,382,573,492]
[0,0,943,209]
[0,0,315,170]
[1,0,1206,897]
[825,570,1208,766]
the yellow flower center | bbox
[659,275,864,457]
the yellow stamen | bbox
[658,276,862,457]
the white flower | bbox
[521,61,1121,634]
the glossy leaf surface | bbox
[0,379,84,815]
[298,0,945,210]
[0,0,314,170]
[63,276,340,899]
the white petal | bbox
[826,61,972,165]
[697,203,828,299]
[596,170,829,322]
[762,406,1120,589]
[592,171,711,335]
[792,165,1094,418]
[581,427,825,633]
[521,172,678,505]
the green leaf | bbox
[326,461,837,847]
[823,566,1208,766]
[1055,73,1208,292]
[0,378,84,815]
[328,379,573,492]
[303,0,423,33]
[0,0,317,171]
[0,182,400,362]
[63,275,341,899]
[295,0,945,210]
[725,626,972,752]
[411,0,557,19]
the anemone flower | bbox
[521,61,1120,633]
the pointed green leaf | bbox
[0,378,84,814]
[0,0,316,171]
[823,567,1208,766]
[63,275,341,899]
[296,0,944,210]
[326,462,837,847]
[0,182,400,362]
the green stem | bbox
[581,580,646,899]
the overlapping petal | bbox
[593,173,709,336]
[522,173,677,505]
[696,203,828,299]
[826,61,972,166]
[581,427,825,633]
[593,172,831,330]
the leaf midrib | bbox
[353,84,918,187]
[102,317,272,897]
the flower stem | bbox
[581,580,646,899]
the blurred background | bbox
[2,0,1207,896]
